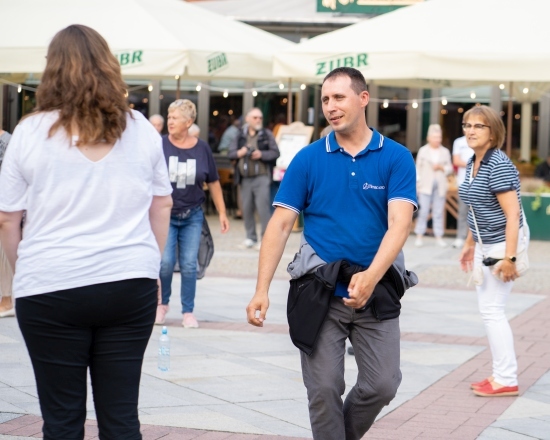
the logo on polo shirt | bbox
[363,182,385,190]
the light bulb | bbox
[382,99,389,109]
[279,83,284,90]
[17,85,22,93]
[523,87,529,94]
[441,97,448,106]
[499,83,505,90]
[252,90,258,97]
[300,83,306,90]
[196,84,202,92]
[147,84,153,92]
[470,92,476,99]
[175,75,180,80]
[223,90,229,98]
[412,100,419,109]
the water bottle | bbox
[158,326,170,372]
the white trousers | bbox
[414,190,446,238]
[473,227,528,387]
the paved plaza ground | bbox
[1,215,549,439]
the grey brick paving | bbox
[0,215,549,439]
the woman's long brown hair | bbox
[36,24,130,146]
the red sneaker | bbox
[470,378,491,389]
[473,382,518,397]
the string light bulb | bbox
[441,97,448,106]
[470,92,476,99]
[382,99,389,109]
[523,87,529,94]
[412,100,419,109]
[300,83,306,90]
[17,85,22,93]
[223,90,229,98]
[252,90,258,97]
[196,84,202,92]
[278,83,284,90]
[174,75,180,80]
[499,83,505,90]
[147,84,153,92]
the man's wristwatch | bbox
[505,256,517,263]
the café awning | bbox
[0,0,293,80]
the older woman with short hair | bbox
[0,25,173,439]
[156,99,229,328]
[459,105,528,397]
[414,124,453,247]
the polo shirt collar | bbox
[325,128,384,154]
[477,147,497,164]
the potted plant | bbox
[520,177,550,240]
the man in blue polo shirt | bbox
[246,67,417,440]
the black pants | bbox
[16,278,158,440]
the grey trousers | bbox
[300,297,401,440]
[456,194,469,240]
[241,174,272,242]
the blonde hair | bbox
[427,124,442,138]
[168,99,196,122]
[463,105,505,149]
[35,24,129,146]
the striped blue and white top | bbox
[458,148,522,244]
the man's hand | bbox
[246,293,269,327]
[250,150,262,160]
[238,146,249,158]
[343,270,376,309]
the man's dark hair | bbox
[322,67,368,95]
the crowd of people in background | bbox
[0,22,541,440]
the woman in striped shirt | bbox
[458,105,528,398]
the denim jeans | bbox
[160,206,203,313]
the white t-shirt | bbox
[0,110,172,298]
[452,136,474,185]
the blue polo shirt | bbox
[274,129,417,297]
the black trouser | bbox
[16,278,157,440]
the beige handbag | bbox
[469,202,529,285]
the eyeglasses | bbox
[462,123,490,132]
[250,116,263,119]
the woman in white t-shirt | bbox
[0,25,173,439]
[414,124,453,248]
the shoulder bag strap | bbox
[469,162,528,253]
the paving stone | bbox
[0,415,20,425]
[1,224,550,440]
[477,427,539,440]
